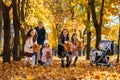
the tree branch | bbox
[8,0,15,10]
[69,0,74,20]
[99,0,105,27]
[90,0,99,29]
[1,0,7,9]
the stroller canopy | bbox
[98,40,114,55]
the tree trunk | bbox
[18,0,21,21]
[12,0,20,61]
[19,0,26,59]
[20,27,25,59]
[95,26,101,48]
[86,0,91,60]
[117,15,120,63]
[82,31,86,56]
[2,3,11,63]
[90,0,104,48]
[86,32,91,59]
[21,0,25,21]
[0,1,2,51]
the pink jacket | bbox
[41,47,52,62]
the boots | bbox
[73,57,78,66]
[61,60,65,67]
[66,56,70,68]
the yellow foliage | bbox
[4,0,12,7]
[23,0,119,49]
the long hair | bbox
[71,33,78,44]
[60,29,69,40]
[26,29,38,43]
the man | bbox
[35,21,46,64]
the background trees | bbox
[0,0,2,53]
[0,0,119,63]
[1,0,13,63]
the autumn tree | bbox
[19,0,27,58]
[69,0,75,20]
[90,0,105,48]
[12,0,20,61]
[86,0,91,59]
[0,0,2,51]
[117,14,120,63]
[1,0,13,63]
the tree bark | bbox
[95,26,101,48]
[12,0,20,61]
[20,27,25,59]
[21,0,25,21]
[0,1,2,51]
[1,1,12,63]
[19,0,26,58]
[86,32,91,59]
[90,0,104,48]
[18,0,21,21]
[117,15,120,63]
[86,0,91,60]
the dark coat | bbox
[35,27,46,45]
[58,36,70,58]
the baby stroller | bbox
[90,40,114,67]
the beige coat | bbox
[24,37,37,53]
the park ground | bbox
[0,55,120,80]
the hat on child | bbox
[44,40,49,45]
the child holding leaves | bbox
[40,40,52,67]
[24,29,38,67]
[70,33,83,66]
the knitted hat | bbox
[44,40,49,45]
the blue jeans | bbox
[35,43,44,64]
[24,54,36,66]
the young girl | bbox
[58,29,71,68]
[70,33,80,66]
[40,40,52,67]
[24,29,38,67]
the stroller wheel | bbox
[90,62,93,66]
[107,62,114,67]
[96,63,100,67]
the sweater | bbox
[24,37,37,53]
[35,27,46,45]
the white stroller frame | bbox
[90,41,114,67]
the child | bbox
[70,33,79,66]
[40,40,52,67]
[24,29,38,67]
[58,29,71,68]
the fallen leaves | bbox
[0,56,120,80]
[64,41,72,52]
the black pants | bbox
[34,52,37,65]
[61,53,70,67]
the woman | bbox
[58,29,71,67]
